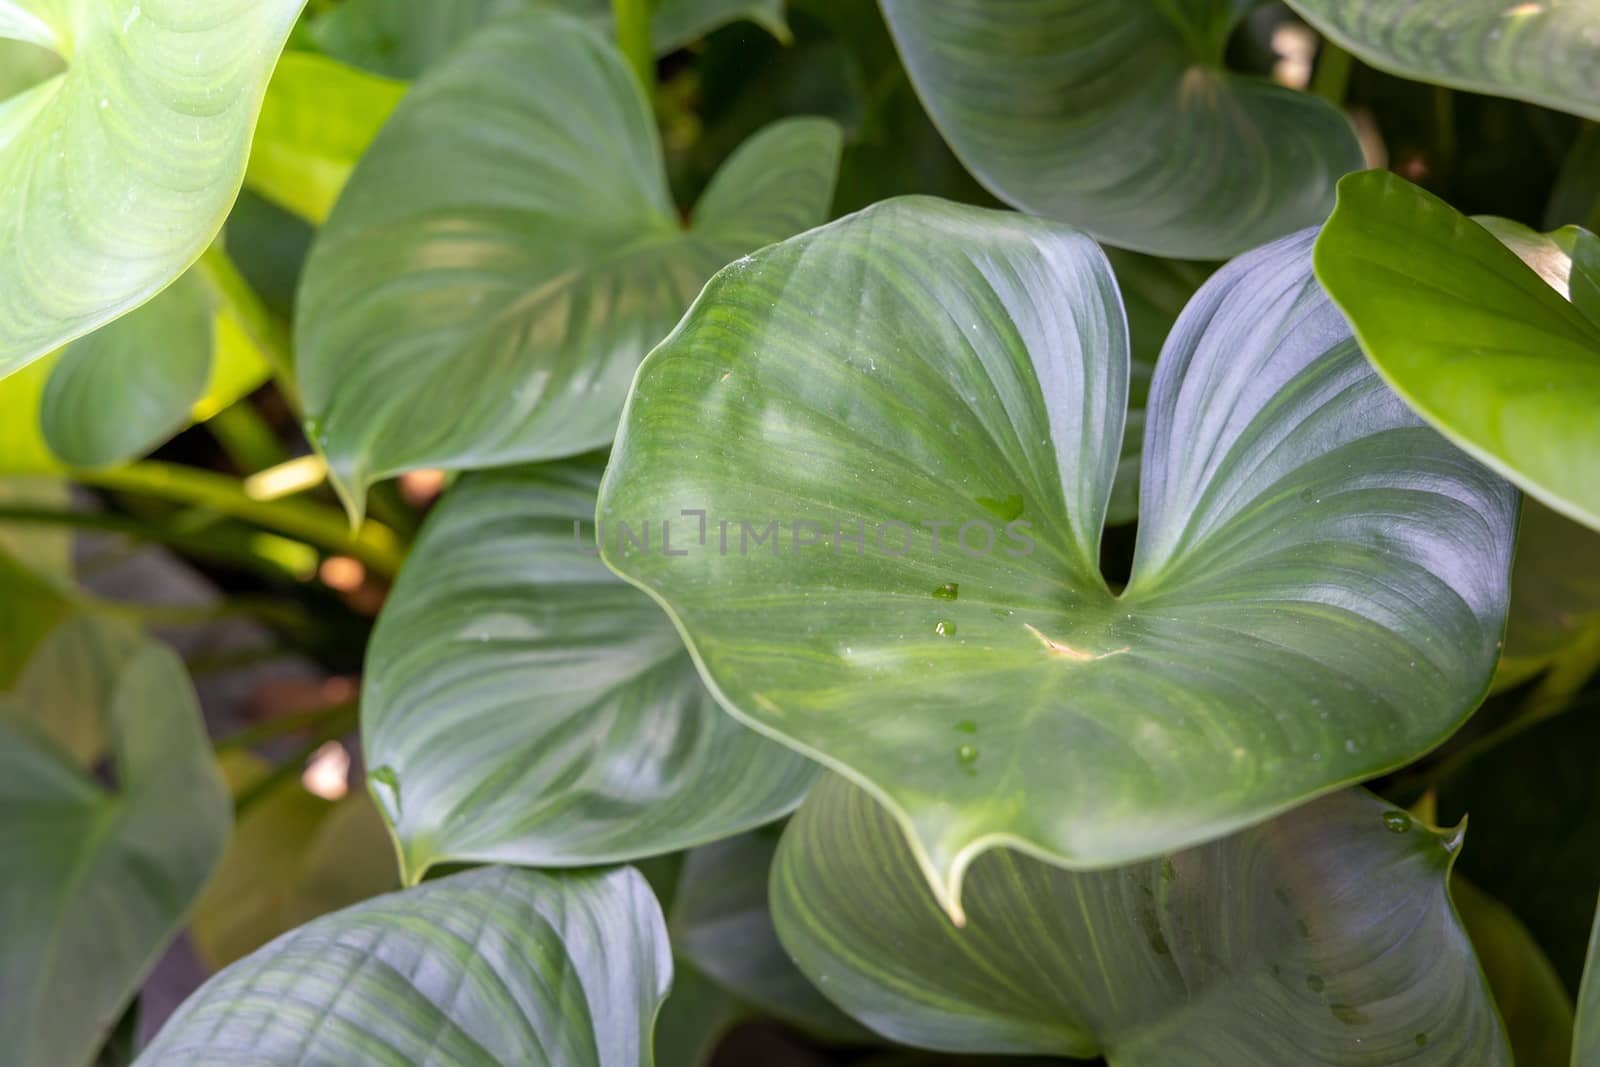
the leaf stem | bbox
[206,400,289,474]
[613,0,654,102]
[1311,40,1353,107]
[68,461,405,579]
[196,245,301,413]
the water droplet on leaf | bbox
[932,582,959,600]
[1382,811,1411,834]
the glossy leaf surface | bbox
[1316,170,1600,530]
[600,198,1516,915]
[1284,0,1600,122]
[296,11,840,518]
[0,0,305,373]
[136,866,671,1067]
[879,0,1362,258]
[364,461,818,883]
[0,641,229,1067]
[771,776,1509,1064]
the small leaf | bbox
[1316,170,1600,531]
[771,776,1510,1064]
[0,642,230,1067]
[1284,0,1600,122]
[0,0,307,373]
[296,11,840,519]
[879,0,1362,258]
[599,197,1515,915]
[363,460,818,882]
[245,51,406,225]
[136,866,671,1067]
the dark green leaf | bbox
[1315,170,1600,530]
[296,11,840,519]
[771,776,1508,1063]
[599,196,1515,916]
[136,866,671,1067]
[1496,499,1600,691]
[1453,877,1574,1067]
[879,0,1362,258]
[364,460,818,883]
[0,641,229,1067]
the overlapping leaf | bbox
[136,866,671,1067]
[0,0,306,373]
[364,460,818,883]
[1453,877,1574,1067]
[296,11,840,519]
[0,640,229,1067]
[1284,0,1600,122]
[1316,170,1600,531]
[1496,499,1600,690]
[599,197,1515,916]
[771,776,1509,1064]
[878,0,1362,258]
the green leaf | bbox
[0,476,71,580]
[0,641,229,1067]
[0,0,306,374]
[364,459,817,883]
[1453,877,1574,1067]
[1283,0,1600,122]
[771,776,1508,1063]
[136,865,672,1066]
[0,352,61,474]
[1580,904,1600,1067]
[878,0,1362,259]
[670,830,869,1041]
[296,11,840,520]
[1495,499,1600,690]
[308,0,788,80]
[598,197,1516,917]
[191,753,400,969]
[1315,170,1600,531]
[246,51,406,225]
[0,614,142,765]
[0,551,72,686]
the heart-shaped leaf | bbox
[308,0,788,80]
[364,460,819,883]
[245,51,406,225]
[878,0,1362,259]
[771,775,1509,1064]
[0,640,229,1067]
[0,0,306,374]
[295,10,840,520]
[1283,0,1600,122]
[136,865,671,1066]
[599,197,1516,917]
[1316,170,1600,531]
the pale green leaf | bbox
[1284,0,1600,122]
[0,0,306,373]
[879,0,1362,258]
[137,866,671,1067]
[297,10,839,520]
[0,641,229,1067]
[599,197,1515,916]
[246,51,406,225]
[771,776,1509,1064]
[364,460,818,883]
[1315,170,1600,531]
[0,614,141,765]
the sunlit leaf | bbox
[246,51,406,225]
[1316,170,1600,530]
[1284,0,1600,122]
[0,641,229,1067]
[297,11,840,520]
[771,776,1509,1064]
[136,866,671,1066]
[879,0,1362,258]
[599,197,1515,916]
[364,460,817,883]
[0,0,307,374]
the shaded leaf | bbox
[1316,170,1600,530]
[1579,904,1600,1067]
[1454,877,1574,1067]
[1495,498,1600,691]
[137,866,671,1067]
[599,197,1515,915]
[364,460,817,882]
[0,614,142,765]
[0,642,229,1067]
[296,11,840,519]
[772,776,1507,1064]
[879,0,1362,258]
[0,0,306,373]
[1284,0,1600,122]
